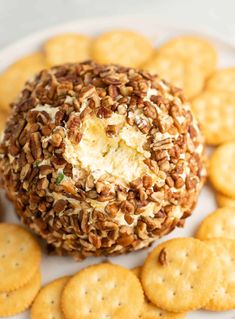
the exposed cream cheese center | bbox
[64,114,153,183]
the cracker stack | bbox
[31,233,235,318]
[0,224,41,316]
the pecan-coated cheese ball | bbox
[0,61,206,260]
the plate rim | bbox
[0,13,235,71]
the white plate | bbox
[1,15,235,319]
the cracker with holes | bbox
[209,142,235,196]
[61,263,144,319]
[0,52,47,112]
[206,67,235,93]
[44,33,92,66]
[196,208,235,240]
[191,91,235,145]
[91,30,153,67]
[0,223,41,292]
[0,271,41,316]
[157,35,217,77]
[31,276,69,319]
[141,238,220,312]
[216,192,235,208]
[143,53,204,98]
[132,267,186,319]
[204,238,235,311]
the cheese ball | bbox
[0,61,206,260]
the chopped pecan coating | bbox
[0,61,206,260]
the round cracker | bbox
[143,53,204,98]
[141,237,220,312]
[216,192,235,208]
[132,267,186,319]
[206,67,235,93]
[0,223,41,292]
[204,238,235,311]
[91,30,154,68]
[139,300,186,319]
[0,52,47,112]
[209,142,235,197]
[31,276,69,319]
[61,263,144,319]
[158,35,217,77]
[44,33,92,66]
[196,207,235,240]
[0,270,41,316]
[191,91,235,145]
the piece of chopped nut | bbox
[106,124,120,137]
[158,248,168,266]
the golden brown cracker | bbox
[141,237,220,312]
[191,91,235,145]
[31,276,69,319]
[0,223,41,292]
[91,30,153,67]
[204,238,235,311]
[132,266,142,277]
[0,52,46,112]
[196,208,235,240]
[143,53,204,98]
[216,192,235,208]
[158,35,217,76]
[209,142,235,196]
[206,67,235,93]
[44,33,91,66]
[61,263,144,319]
[132,267,186,319]
[139,302,186,319]
[0,270,41,316]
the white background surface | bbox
[1,0,235,49]
[1,1,235,319]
